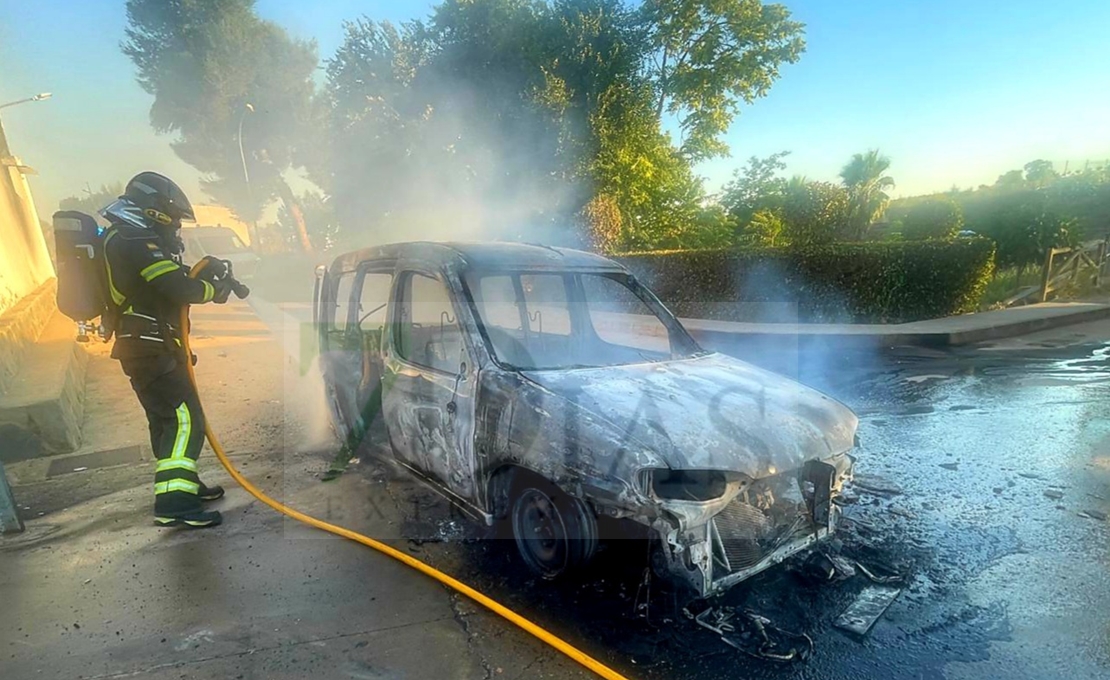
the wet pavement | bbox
[352,328,1110,680]
[3,303,1109,679]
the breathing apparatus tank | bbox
[52,210,112,342]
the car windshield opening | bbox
[464,270,698,370]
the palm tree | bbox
[840,149,895,240]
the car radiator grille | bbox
[712,472,815,573]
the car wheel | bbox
[510,481,598,579]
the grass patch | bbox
[980,266,1042,309]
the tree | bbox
[780,179,850,245]
[720,150,789,223]
[275,191,339,252]
[58,183,124,219]
[1023,159,1057,188]
[979,190,1074,270]
[310,0,804,250]
[640,0,805,160]
[122,0,318,252]
[739,208,784,246]
[840,149,894,240]
[994,169,1025,190]
[902,197,963,240]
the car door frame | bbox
[317,258,396,446]
[381,263,482,509]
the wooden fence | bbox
[1039,238,1110,302]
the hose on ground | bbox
[182,263,630,680]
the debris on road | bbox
[852,474,903,496]
[1044,489,1064,500]
[938,462,959,471]
[888,505,917,519]
[834,585,902,636]
[1078,509,1107,521]
[903,374,947,384]
[799,549,862,583]
[694,607,814,662]
[853,559,903,585]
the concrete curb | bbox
[940,305,1110,345]
[680,303,1110,350]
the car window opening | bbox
[464,270,698,371]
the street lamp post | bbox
[0,93,52,158]
[237,103,258,245]
[0,92,52,111]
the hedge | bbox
[617,239,996,324]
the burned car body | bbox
[316,242,857,597]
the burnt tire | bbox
[510,481,598,580]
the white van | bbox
[181,226,260,280]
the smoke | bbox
[715,257,879,396]
[322,41,592,252]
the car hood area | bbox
[522,353,858,479]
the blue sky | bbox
[2,0,1108,215]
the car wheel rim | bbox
[512,488,569,577]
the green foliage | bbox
[902,197,963,240]
[720,150,790,224]
[721,154,855,246]
[738,208,784,246]
[1023,159,1057,188]
[890,160,1107,275]
[780,179,850,245]
[839,149,894,240]
[639,0,805,160]
[588,78,716,251]
[315,0,799,249]
[618,239,996,323]
[979,265,1042,309]
[976,195,1075,269]
[578,193,623,253]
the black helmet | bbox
[121,171,195,226]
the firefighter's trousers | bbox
[120,353,207,516]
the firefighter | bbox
[100,172,234,528]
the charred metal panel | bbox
[522,353,857,478]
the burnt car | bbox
[315,242,858,597]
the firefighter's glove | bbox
[212,278,234,304]
[195,255,229,284]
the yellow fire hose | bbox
[183,264,630,680]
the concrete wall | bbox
[0,119,54,317]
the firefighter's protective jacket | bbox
[102,222,215,359]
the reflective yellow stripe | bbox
[171,402,191,460]
[154,403,196,493]
[201,280,215,303]
[154,480,200,495]
[141,260,180,282]
[103,230,126,305]
[156,458,197,473]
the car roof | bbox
[328,241,625,275]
